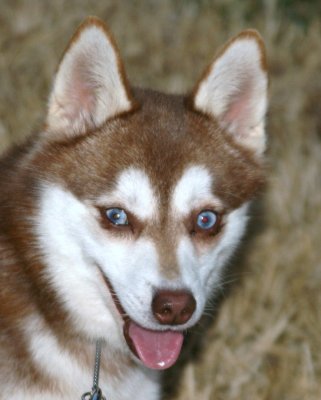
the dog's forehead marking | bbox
[103,167,158,220]
[171,165,220,215]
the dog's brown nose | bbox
[152,290,196,325]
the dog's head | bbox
[28,18,267,369]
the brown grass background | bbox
[0,1,320,399]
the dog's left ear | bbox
[192,30,268,156]
[46,17,135,138]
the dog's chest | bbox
[4,317,160,400]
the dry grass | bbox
[0,1,320,399]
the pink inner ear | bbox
[64,60,97,121]
[222,82,253,135]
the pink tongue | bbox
[127,321,184,370]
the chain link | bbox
[81,340,106,400]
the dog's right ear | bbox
[191,30,268,157]
[46,17,136,138]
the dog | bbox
[0,16,268,399]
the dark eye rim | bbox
[105,208,129,226]
[197,210,218,230]
[190,208,223,237]
[97,206,142,235]
[97,206,130,230]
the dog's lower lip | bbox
[98,269,140,358]
[99,268,128,319]
[98,268,137,351]
[123,319,139,357]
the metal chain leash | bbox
[81,340,106,400]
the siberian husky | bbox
[0,17,268,399]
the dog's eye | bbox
[105,208,128,226]
[196,210,217,230]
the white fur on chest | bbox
[7,315,160,400]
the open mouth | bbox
[101,271,184,370]
[123,319,184,370]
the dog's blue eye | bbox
[196,211,217,230]
[106,208,128,226]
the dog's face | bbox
[26,18,267,370]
